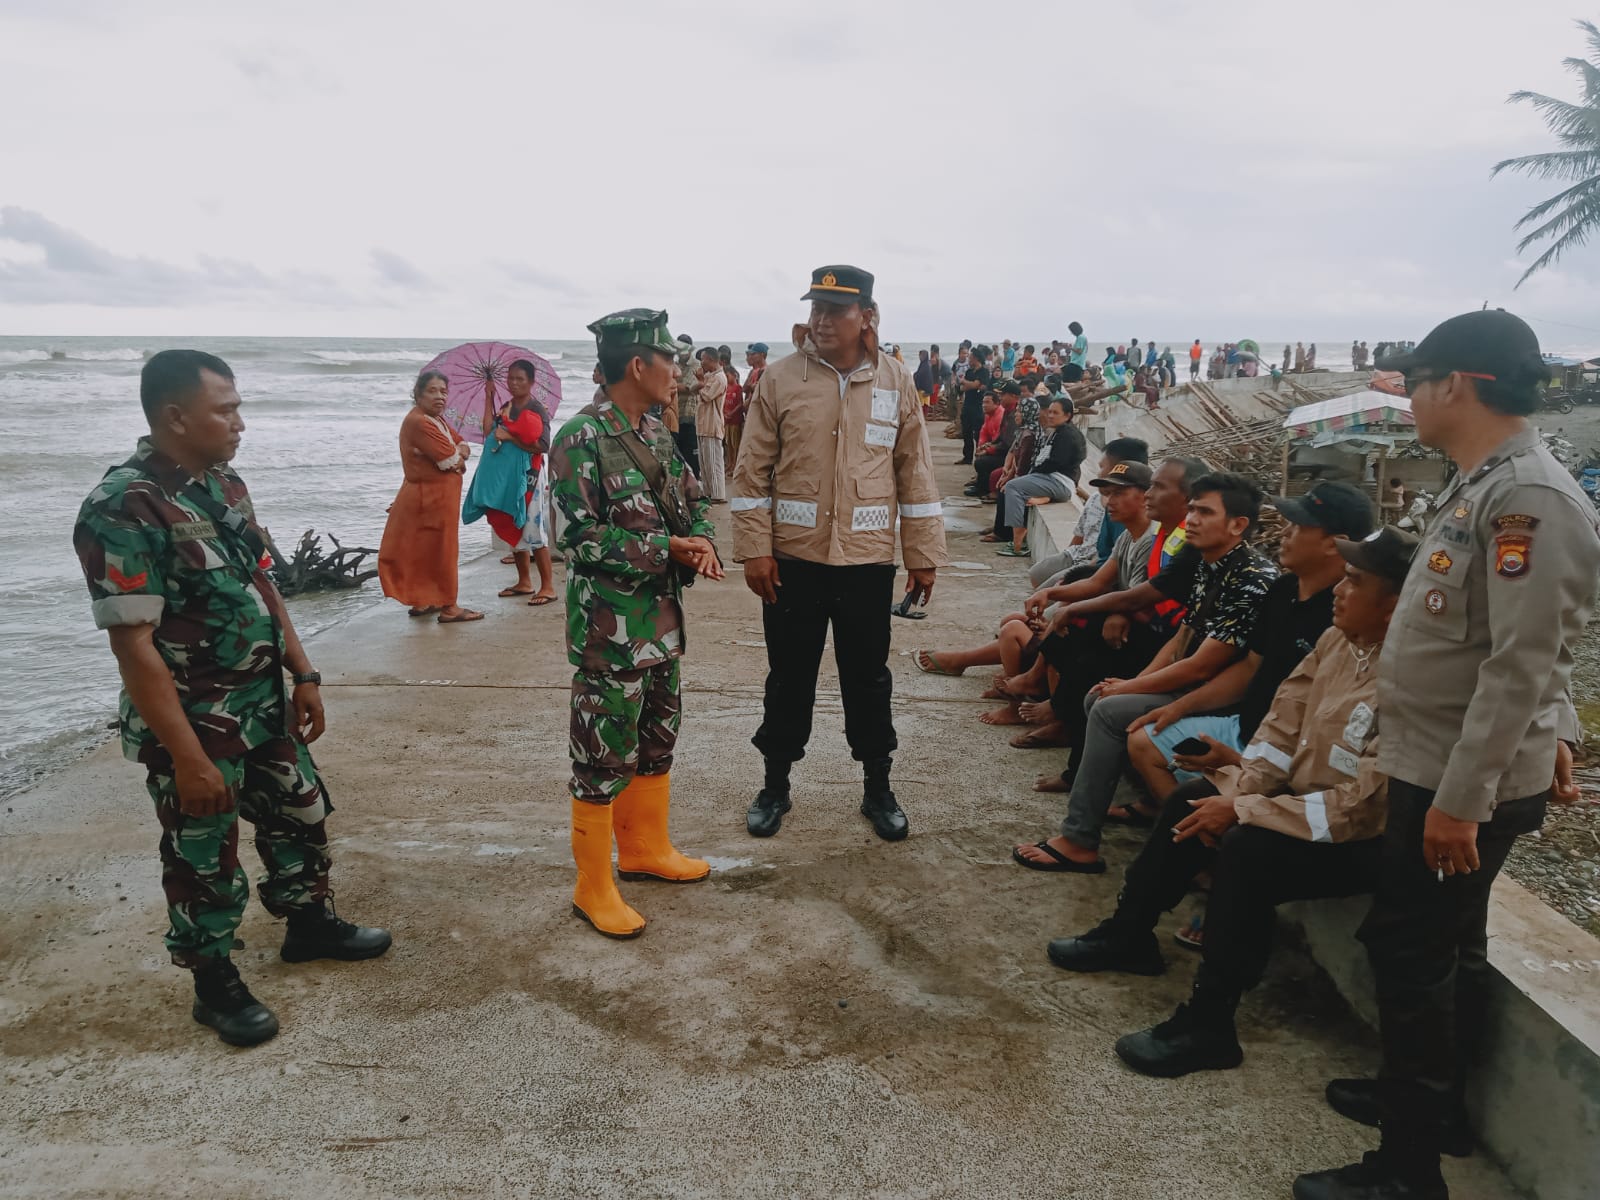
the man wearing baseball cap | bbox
[1049,527,1417,1086]
[1295,310,1600,1200]
[1121,481,1376,816]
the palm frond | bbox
[1517,205,1600,286]
[1515,190,1600,246]
[1492,148,1600,183]
[1508,175,1600,228]
[1506,91,1600,145]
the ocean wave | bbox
[0,347,146,365]
[308,349,440,366]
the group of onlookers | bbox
[909,308,1600,1200]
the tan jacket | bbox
[1224,626,1387,843]
[1377,428,1600,821]
[731,336,949,569]
[696,369,727,441]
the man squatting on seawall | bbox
[73,350,391,1048]
[732,265,950,842]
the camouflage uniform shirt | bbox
[551,397,715,672]
[73,438,289,764]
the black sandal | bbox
[1010,841,1107,873]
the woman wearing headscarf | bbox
[378,370,483,623]
[462,358,557,605]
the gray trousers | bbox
[1003,473,1073,529]
[1029,544,1099,588]
[1060,690,1180,851]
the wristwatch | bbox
[291,671,322,686]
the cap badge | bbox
[1424,589,1447,615]
[1427,550,1452,575]
[821,272,837,287]
[1110,463,1128,476]
[1452,502,1471,519]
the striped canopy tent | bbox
[1284,389,1413,437]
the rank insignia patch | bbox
[1452,502,1471,519]
[1427,550,1452,575]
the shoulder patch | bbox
[1494,532,1532,579]
[1491,513,1540,532]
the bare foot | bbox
[1017,700,1054,723]
[1010,723,1071,749]
[979,704,1028,726]
[1025,495,1052,507]
[527,591,558,607]
[1033,775,1071,794]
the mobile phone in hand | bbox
[1172,736,1210,757]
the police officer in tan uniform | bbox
[731,265,949,841]
[1295,310,1600,1200]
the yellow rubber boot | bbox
[614,772,711,883]
[570,798,645,939]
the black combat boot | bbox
[280,902,393,963]
[1113,998,1243,1079]
[192,958,279,1047]
[860,758,909,841]
[1292,1151,1447,1200]
[746,759,793,838]
[1047,918,1166,975]
[1324,1079,1473,1158]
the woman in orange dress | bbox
[377,370,484,623]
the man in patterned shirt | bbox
[1013,472,1278,873]
[551,309,723,939]
[73,350,390,1047]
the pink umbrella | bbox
[423,342,563,446]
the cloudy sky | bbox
[2,0,1597,348]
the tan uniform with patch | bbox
[1377,427,1600,822]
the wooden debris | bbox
[265,529,379,596]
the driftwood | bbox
[265,529,378,596]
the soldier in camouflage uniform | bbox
[73,350,390,1047]
[551,309,723,939]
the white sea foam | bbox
[307,349,439,365]
[0,350,47,365]
[0,347,144,364]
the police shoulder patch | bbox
[1494,532,1532,579]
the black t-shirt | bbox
[963,365,991,410]
[1233,573,1336,739]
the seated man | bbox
[1046,528,1417,1081]
[997,457,1197,739]
[913,440,1148,688]
[1013,472,1279,870]
[1120,482,1376,821]
[1029,437,1151,588]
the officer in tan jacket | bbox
[731,264,949,841]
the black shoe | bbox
[954,459,973,465]
[280,903,393,963]
[1292,1152,1446,1200]
[1325,1079,1473,1158]
[861,759,909,841]
[747,788,792,838]
[1047,920,1165,975]
[1114,1003,1243,1078]
[192,958,279,1047]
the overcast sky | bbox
[2,0,1597,348]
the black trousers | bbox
[675,422,699,475]
[960,405,983,463]
[1041,616,1165,782]
[752,560,897,765]
[972,452,1005,492]
[1358,780,1545,1160]
[1112,778,1381,1012]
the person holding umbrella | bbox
[731,265,948,841]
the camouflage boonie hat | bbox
[587,308,678,356]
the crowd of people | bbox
[70,277,1599,1199]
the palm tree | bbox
[1492,19,1600,286]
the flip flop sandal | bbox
[912,649,962,676]
[1175,917,1205,950]
[1105,804,1158,828]
[499,587,535,598]
[407,606,440,618]
[437,609,485,623]
[1010,841,1107,874]
[527,595,557,607]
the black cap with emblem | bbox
[1334,526,1420,591]
[801,264,874,307]
[1376,310,1551,407]
[1270,481,1376,540]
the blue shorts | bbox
[1145,714,1243,782]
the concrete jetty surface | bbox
[1,460,1520,1199]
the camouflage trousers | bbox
[144,737,332,967]
[569,660,681,802]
